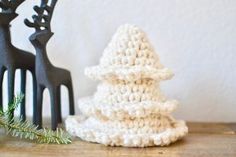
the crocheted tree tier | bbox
[78,97,178,120]
[85,66,173,81]
[94,81,168,104]
[65,115,188,147]
[85,24,173,81]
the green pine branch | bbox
[0,94,72,144]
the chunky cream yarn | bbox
[66,24,188,147]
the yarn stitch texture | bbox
[66,24,188,147]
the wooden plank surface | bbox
[0,122,236,157]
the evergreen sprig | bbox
[0,95,72,144]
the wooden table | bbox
[0,122,236,157]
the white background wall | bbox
[2,0,236,122]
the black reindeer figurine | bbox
[25,0,75,130]
[0,0,36,121]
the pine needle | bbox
[0,95,72,144]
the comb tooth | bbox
[34,6,43,14]
[32,15,38,20]
[40,0,48,8]
[24,19,36,28]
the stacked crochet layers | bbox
[66,24,188,147]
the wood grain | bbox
[0,122,236,157]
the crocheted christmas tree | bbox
[66,24,188,147]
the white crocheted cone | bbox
[85,24,173,81]
[66,24,188,147]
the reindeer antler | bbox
[24,0,58,32]
[0,0,25,13]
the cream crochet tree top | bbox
[66,24,188,147]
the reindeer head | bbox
[24,0,57,47]
[0,0,25,24]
